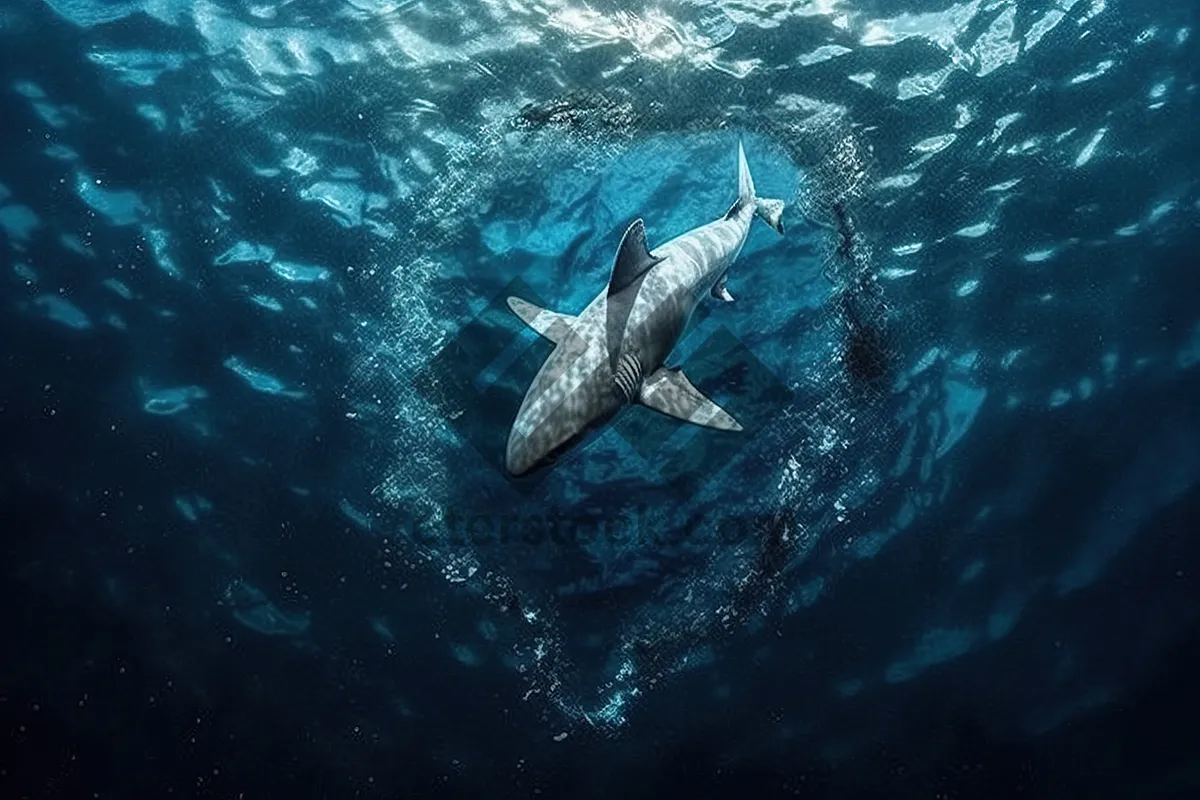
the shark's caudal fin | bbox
[736,140,756,204]
[736,140,786,235]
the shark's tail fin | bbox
[737,139,786,235]
[736,139,756,204]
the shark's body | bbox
[505,141,785,475]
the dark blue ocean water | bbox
[2,0,1199,796]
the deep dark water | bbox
[2,482,1200,799]
[4,326,1200,797]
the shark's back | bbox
[621,204,755,358]
[653,207,752,288]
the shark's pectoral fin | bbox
[506,296,578,344]
[638,367,743,432]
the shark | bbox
[504,140,785,476]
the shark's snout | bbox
[505,433,537,476]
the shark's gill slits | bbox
[613,351,644,403]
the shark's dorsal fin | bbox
[506,296,578,345]
[638,367,743,431]
[608,219,663,297]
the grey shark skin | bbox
[504,141,785,476]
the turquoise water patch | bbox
[215,241,275,266]
[60,233,92,256]
[885,627,977,684]
[936,380,987,458]
[34,295,91,329]
[0,204,40,240]
[13,263,37,283]
[45,143,79,161]
[224,356,306,398]
[371,616,396,643]
[1178,322,1200,369]
[339,498,372,531]
[32,101,68,128]
[43,0,141,26]
[270,260,329,283]
[140,381,208,415]
[86,48,190,87]
[482,219,586,257]
[102,278,134,299]
[851,530,894,559]
[988,605,1023,641]
[225,581,310,637]
[793,577,825,608]
[960,559,985,583]
[137,103,168,131]
[300,181,365,227]
[144,226,181,277]
[250,294,284,311]
[174,494,212,522]
[452,644,481,667]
